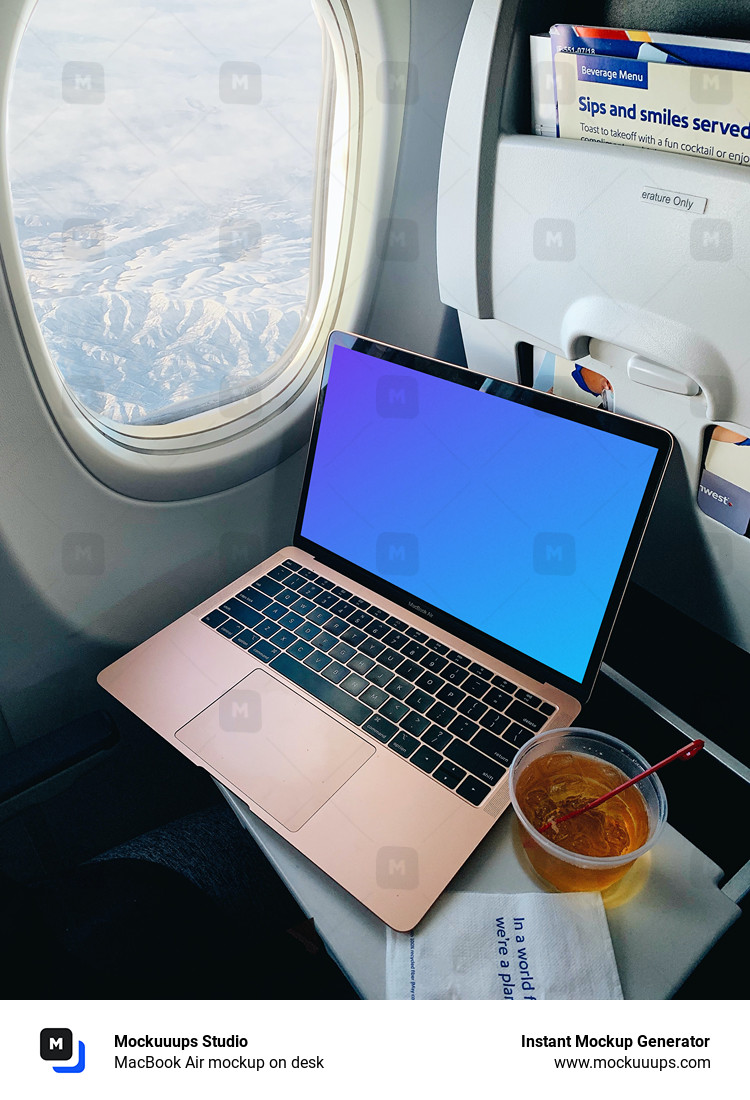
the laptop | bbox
[98,331,673,931]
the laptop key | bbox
[238,587,271,610]
[426,639,449,655]
[416,670,443,694]
[458,697,487,722]
[433,761,465,789]
[202,610,227,629]
[322,661,349,684]
[485,686,512,712]
[292,597,316,616]
[395,658,423,682]
[304,651,331,672]
[539,701,557,717]
[331,641,356,663]
[493,674,518,693]
[268,565,291,582]
[288,640,314,661]
[516,689,542,708]
[263,602,288,620]
[436,683,466,708]
[389,731,419,758]
[232,629,259,649]
[383,630,408,650]
[368,605,388,621]
[332,585,352,599]
[386,615,408,630]
[348,653,374,675]
[456,776,491,806]
[381,698,409,723]
[421,726,452,752]
[506,699,546,732]
[444,740,505,786]
[295,622,321,642]
[426,702,456,728]
[219,598,263,630]
[270,653,371,725]
[300,582,323,600]
[349,595,370,610]
[331,599,355,617]
[307,607,332,626]
[282,559,301,570]
[313,591,339,609]
[360,685,389,709]
[421,651,447,673]
[360,637,385,658]
[279,611,304,631]
[298,568,318,580]
[256,619,280,639]
[365,620,390,639]
[313,632,338,652]
[411,746,442,774]
[376,648,402,669]
[275,589,299,607]
[385,676,412,701]
[324,616,349,636]
[349,610,372,629]
[253,576,283,597]
[503,722,535,748]
[462,674,490,699]
[402,640,428,661]
[341,626,366,647]
[362,715,396,743]
[400,711,430,736]
[250,639,281,663]
[447,650,470,668]
[217,618,244,638]
[469,662,493,680]
[471,730,518,768]
[480,709,510,736]
[367,665,394,687]
[442,663,469,685]
[316,577,334,590]
[406,626,428,642]
[271,628,298,649]
[406,688,432,714]
[283,572,306,590]
[448,716,478,742]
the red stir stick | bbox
[537,739,704,834]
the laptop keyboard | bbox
[200,559,558,807]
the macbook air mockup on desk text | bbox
[99,331,672,930]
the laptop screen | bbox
[297,335,670,695]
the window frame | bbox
[0,0,411,500]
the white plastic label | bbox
[640,187,707,213]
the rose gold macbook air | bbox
[98,332,672,931]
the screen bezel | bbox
[293,331,673,703]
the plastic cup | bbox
[508,727,668,893]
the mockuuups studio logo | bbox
[376,532,419,576]
[533,532,576,575]
[376,374,418,417]
[376,846,418,889]
[219,689,262,733]
[40,1028,86,1074]
[533,218,575,261]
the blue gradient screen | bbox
[300,345,659,682]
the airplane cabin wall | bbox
[0,0,472,751]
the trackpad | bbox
[176,669,374,832]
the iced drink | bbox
[509,729,667,893]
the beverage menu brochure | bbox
[532,24,750,167]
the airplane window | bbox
[8,0,334,429]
